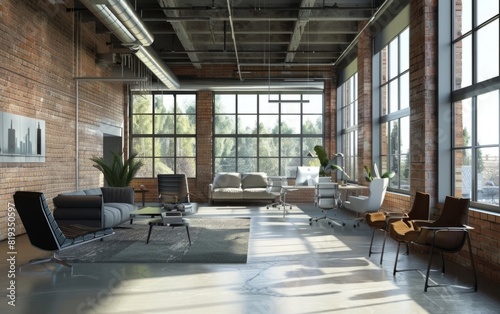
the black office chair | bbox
[13,191,114,273]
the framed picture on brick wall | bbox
[0,112,45,162]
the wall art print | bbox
[0,112,45,162]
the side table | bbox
[134,189,149,207]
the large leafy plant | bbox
[313,145,349,179]
[90,152,144,187]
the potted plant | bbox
[364,163,395,182]
[90,151,144,187]
[313,145,350,181]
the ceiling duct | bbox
[79,0,179,89]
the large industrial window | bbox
[452,0,499,209]
[130,92,197,178]
[339,73,358,181]
[378,27,411,191]
[213,93,324,177]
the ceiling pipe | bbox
[79,0,179,89]
[226,0,243,81]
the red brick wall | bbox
[0,0,127,239]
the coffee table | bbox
[129,203,197,224]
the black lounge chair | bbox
[13,191,114,273]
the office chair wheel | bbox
[266,205,270,209]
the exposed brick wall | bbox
[0,0,126,240]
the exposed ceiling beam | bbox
[157,0,202,69]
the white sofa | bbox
[208,172,276,204]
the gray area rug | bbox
[58,218,250,263]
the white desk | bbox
[277,183,368,218]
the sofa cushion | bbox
[103,203,135,227]
[242,188,275,199]
[241,172,268,189]
[213,172,241,188]
[211,188,243,199]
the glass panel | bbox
[259,95,279,114]
[176,94,196,114]
[389,38,399,79]
[455,0,472,38]
[154,115,174,134]
[259,138,279,157]
[454,35,472,90]
[302,115,322,134]
[214,94,236,113]
[176,137,196,157]
[176,114,196,134]
[132,94,152,114]
[454,98,472,147]
[238,158,257,172]
[259,158,279,176]
[281,137,301,156]
[238,94,257,114]
[380,122,389,156]
[136,157,153,177]
[259,115,279,134]
[454,149,472,198]
[477,91,499,145]
[154,94,174,113]
[477,20,499,83]
[132,115,152,134]
[381,84,388,115]
[302,94,323,114]
[237,138,257,157]
[154,158,174,175]
[176,157,196,177]
[281,115,301,134]
[389,120,399,155]
[400,72,409,109]
[132,138,152,157]
[214,158,236,173]
[400,154,410,190]
[401,116,410,157]
[214,137,236,157]
[303,137,322,157]
[281,102,301,114]
[389,79,399,113]
[477,147,499,204]
[282,158,301,177]
[154,138,174,156]
[214,115,236,134]
[381,46,388,84]
[237,115,257,134]
[400,28,409,72]
[477,0,499,26]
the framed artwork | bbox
[0,112,45,162]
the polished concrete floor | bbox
[1,204,499,314]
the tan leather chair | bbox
[365,191,430,265]
[389,196,477,291]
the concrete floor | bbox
[1,203,498,314]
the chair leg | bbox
[368,229,376,257]
[393,242,401,276]
[424,239,436,292]
[185,226,192,246]
[466,233,478,291]
[21,252,73,274]
[380,230,387,265]
[146,224,153,244]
